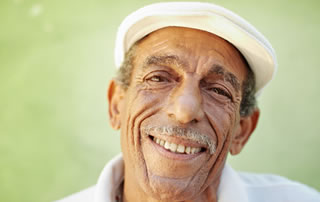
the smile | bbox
[151,136,203,154]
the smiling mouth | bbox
[149,135,206,155]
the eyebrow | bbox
[209,64,241,92]
[144,55,186,69]
[144,55,241,92]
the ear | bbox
[229,109,260,155]
[107,79,125,130]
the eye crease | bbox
[208,87,232,99]
[146,72,233,101]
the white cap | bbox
[114,2,277,96]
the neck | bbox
[122,173,220,202]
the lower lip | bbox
[148,137,205,161]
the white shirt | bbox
[57,154,320,202]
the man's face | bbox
[110,27,252,200]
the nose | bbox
[166,80,204,124]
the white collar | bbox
[94,154,248,202]
[218,163,248,202]
[94,154,124,202]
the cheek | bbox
[204,101,238,146]
[198,102,239,189]
[123,86,164,122]
[120,87,167,161]
[120,86,176,195]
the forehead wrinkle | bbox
[209,64,241,92]
[143,54,187,70]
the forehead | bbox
[134,27,248,83]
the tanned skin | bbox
[108,27,259,202]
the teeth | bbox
[153,137,202,154]
[191,147,201,154]
[177,144,185,153]
[164,141,170,150]
[169,143,177,152]
[185,146,191,154]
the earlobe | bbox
[107,79,125,130]
[230,109,260,155]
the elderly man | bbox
[58,2,320,202]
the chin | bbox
[138,170,206,201]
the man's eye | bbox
[208,87,232,99]
[148,75,168,82]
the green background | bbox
[1,0,319,201]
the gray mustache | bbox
[142,126,216,154]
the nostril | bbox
[165,90,204,124]
[191,119,198,124]
[168,113,175,119]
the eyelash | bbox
[207,87,232,100]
